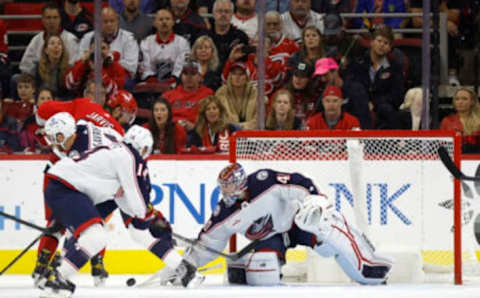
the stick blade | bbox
[438,146,464,179]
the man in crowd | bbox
[281,0,324,42]
[265,10,299,66]
[170,0,208,45]
[119,0,154,42]
[231,0,258,39]
[60,0,93,39]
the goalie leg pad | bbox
[314,215,392,285]
[245,251,282,286]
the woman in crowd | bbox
[215,62,258,129]
[266,89,302,130]
[143,97,187,154]
[440,88,480,153]
[287,26,325,79]
[190,35,222,91]
[188,96,239,153]
[36,35,70,100]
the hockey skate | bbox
[174,260,205,288]
[90,254,109,286]
[38,267,75,298]
[34,251,62,289]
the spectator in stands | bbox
[215,62,258,129]
[232,0,258,39]
[139,9,190,86]
[20,3,78,76]
[266,89,302,130]
[188,95,238,153]
[67,39,128,97]
[83,79,107,106]
[35,35,71,100]
[306,85,360,130]
[60,0,93,39]
[287,26,325,78]
[348,24,405,129]
[3,74,35,130]
[190,35,222,91]
[440,88,480,153]
[0,20,10,99]
[110,0,160,14]
[143,96,187,154]
[162,61,214,131]
[19,88,55,153]
[284,61,316,126]
[208,0,249,67]
[170,0,208,45]
[119,0,154,42]
[353,0,406,29]
[223,35,286,96]
[281,0,324,43]
[265,11,300,66]
[313,56,374,129]
[77,7,139,79]
[0,98,22,154]
[440,0,464,86]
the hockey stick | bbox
[172,232,259,262]
[0,211,48,233]
[0,233,43,275]
[136,264,222,288]
[438,146,480,181]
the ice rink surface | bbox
[2,274,480,298]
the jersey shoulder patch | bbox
[256,170,269,181]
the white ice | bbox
[2,274,480,298]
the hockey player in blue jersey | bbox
[180,163,393,286]
[38,114,202,298]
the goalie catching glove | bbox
[294,195,333,240]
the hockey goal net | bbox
[228,130,476,284]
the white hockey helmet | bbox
[124,125,154,159]
[217,163,247,207]
[44,112,76,150]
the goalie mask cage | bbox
[228,130,470,285]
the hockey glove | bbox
[149,211,172,241]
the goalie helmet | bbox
[44,112,76,150]
[124,125,154,159]
[217,163,247,207]
[106,90,138,125]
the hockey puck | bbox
[126,278,136,287]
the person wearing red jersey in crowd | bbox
[188,96,239,153]
[265,11,299,67]
[143,97,187,154]
[20,88,56,154]
[306,85,360,130]
[440,88,480,153]
[66,39,128,97]
[222,35,285,97]
[162,61,214,132]
[3,74,36,129]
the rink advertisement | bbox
[0,157,478,273]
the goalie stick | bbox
[172,232,259,262]
[438,146,480,181]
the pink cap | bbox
[313,58,339,77]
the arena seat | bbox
[3,3,44,31]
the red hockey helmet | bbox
[107,90,138,124]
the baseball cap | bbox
[230,62,247,73]
[313,57,339,76]
[293,61,314,78]
[323,13,342,36]
[182,61,201,75]
[322,85,343,99]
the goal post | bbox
[228,130,465,284]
